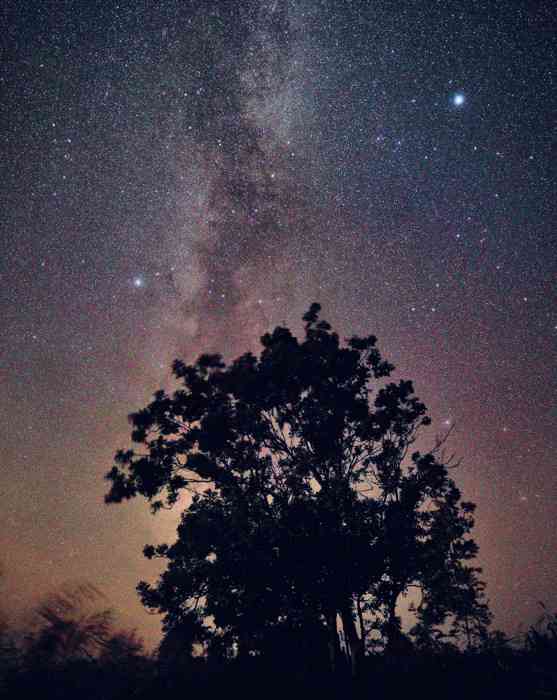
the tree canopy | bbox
[105,303,490,672]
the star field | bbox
[1,1,555,645]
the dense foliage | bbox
[105,304,490,671]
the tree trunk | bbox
[385,592,399,652]
[356,595,367,654]
[340,600,363,678]
[237,629,250,661]
[326,609,340,674]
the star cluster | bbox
[1,1,555,644]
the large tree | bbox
[106,304,489,673]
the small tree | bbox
[24,583,114,666]
[106,303,489,673]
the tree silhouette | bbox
[24,583,114,666]
[106,303,489,675]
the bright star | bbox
[452,92,465,107]
[133,276,144,288]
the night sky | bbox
[1,1,556,645]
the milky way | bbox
[1,1,555,645]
